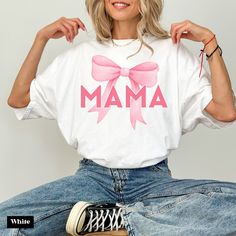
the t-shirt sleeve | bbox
[13,55,63,121]
[177,41,236,135]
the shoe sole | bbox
[66,201,93,236]
[83,229,128,235]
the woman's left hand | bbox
[170,20,214,45]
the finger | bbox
[180,32,190,39]
[57,24,70,42]
[170,20,192,40]
[176,25,189,43]
[64,19,79,37]
[170,23,179,35]
[70,18,86,31]
[170,21,186,34]
[171,22,186,43]
[61,21,75,41]
[74,18,86,30]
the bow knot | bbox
[120,67,130,77]
[88,55,159,129]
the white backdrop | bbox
[0,0,235,202]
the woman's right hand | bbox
[36,17,87,43]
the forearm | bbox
[8,17,84,108]
[203,33,236,120]
[7,33,48,108]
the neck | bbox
[112,17,140,39]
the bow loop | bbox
[92,55,121,81]
[129,62,159,87]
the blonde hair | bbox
[85,0,170,58]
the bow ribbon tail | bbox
[88,79,117,123]
[129,80,147,129]
[130,99,147,129]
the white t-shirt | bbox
[13,33,236,168]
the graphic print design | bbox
[83,55,167,129]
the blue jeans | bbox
[0,157,236,236]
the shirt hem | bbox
[78,152,170,169]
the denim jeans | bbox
[0,157,236,236]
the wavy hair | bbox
[85,0,170,58]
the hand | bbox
[170,20,215,45]
[36,17,87,43]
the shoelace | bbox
[82,207,125,233]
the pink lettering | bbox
[105,87,122,107]
[126,86,146,107]
[80,85,167,108]
[149,86,167,107]
[81,85,101,107]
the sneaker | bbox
[66,201,125,235]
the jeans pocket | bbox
[143,194,194,217]
[34,204,74,223]
[19,204,74,235]
[142,187,222,217]
[220,186,236,194]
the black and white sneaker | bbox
[66,201,125,235]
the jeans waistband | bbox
[79,156,168,170]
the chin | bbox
[105,0,140,21]
[110,13,134,21]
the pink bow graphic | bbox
[88,55,159,129]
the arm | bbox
[202,33,236,122]
[7,17,86,108]
[7,35,48,108]
[171,20,236,122]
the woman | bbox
[2,0,236,235]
